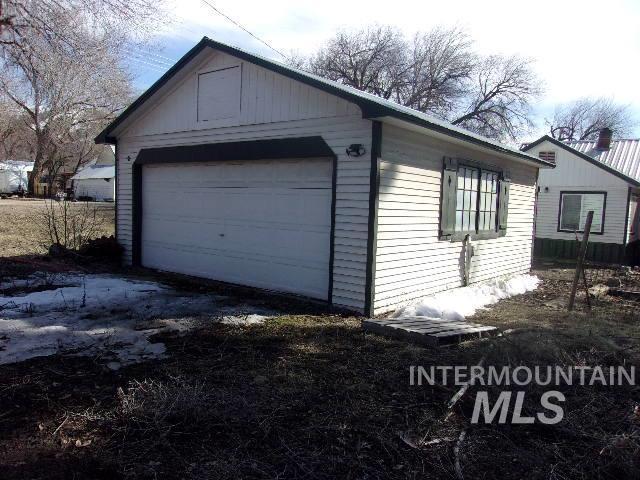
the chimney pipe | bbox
[596,128,612,151]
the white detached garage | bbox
[96,37,553,316]
[139,143,334,300]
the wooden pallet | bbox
[362,316,498,346]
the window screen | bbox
[559,192,605,234]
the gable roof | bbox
[96,37,552,168]
[0,160,33,171]
[522,135,640,187]
[566,139,640,184]
[72,163,115,180]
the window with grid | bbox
[478,171,499,231]
[440,157,509,240]
[455,166,479,232]
[455,166,500,233]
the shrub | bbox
[35,198,104,251]
[78,235,123,260]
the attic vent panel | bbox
[538,151,556,163]
[197,66,241,122]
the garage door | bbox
[141,158,332,300]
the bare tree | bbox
[0,0,165,49]
[0,99,34,160]
[400,27,474,117]
[308,26,408,100]
[547,97,636,141]
[0,4,134,194]
[297,25,542,141]
[451,55,541,140]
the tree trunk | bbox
[28,149,43,196]
[28,131,49,196]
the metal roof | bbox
[566,139,640,183]
[72,163,115,180]
[95,37,552,168]
[522,135,640,187]
[0,160,34,170]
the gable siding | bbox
[372,124,537,315]
[528,140,630,245]
[114,50,371,312]
[122,51,360,138]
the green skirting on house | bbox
[534,238,627,264]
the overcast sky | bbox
[127,0,640,141]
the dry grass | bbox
[0,262,639,479]
[0,198,114,257]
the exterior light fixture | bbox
[346,144,366,157]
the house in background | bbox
[0,160,34,194]
[522,129,640,264]
[95,36,553,315]
[70,145,115,201]
[33,163,75,197]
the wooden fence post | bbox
[568,210,594,311]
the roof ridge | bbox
[566,138,640,143]
[522,135,640,186]
[94,36,553,167]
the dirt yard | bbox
[1,259,639,479]
[0,198,114,257]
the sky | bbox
[125,0,640,141]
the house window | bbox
[539,151,556,163]
[440,157,509,240]
[479,170,499,231]
[455,166,479,232]
[558,191,606,234]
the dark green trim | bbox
[95,37,213,144]
[532,168,540,266]
[534,238,626,264]
[95,37,552,168]
[364,121,382,317]
[135,136,334,165]
[113,140,118,242]
[523,135,640,187]
[131,136,338,303]
[449,231,504,242]
[327,154,337,306]
[131,162,142,266]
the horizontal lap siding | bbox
[535,188,628,245]
[529,140,630,245]
[373,125,538,315]
[115,49,372,312]
[117,116,371,312]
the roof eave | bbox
[368,110,554,168]
[95,37,212,144]
[95,36,553,167]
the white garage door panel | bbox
[141,158,332,299]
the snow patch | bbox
[0,273,276,366]
[394,274,539,321]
